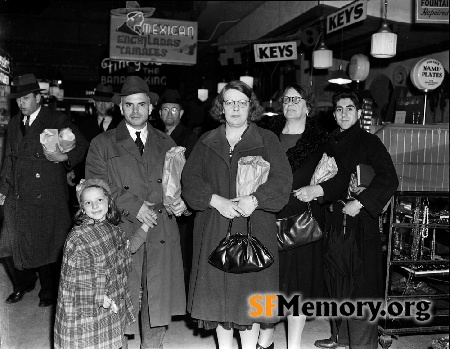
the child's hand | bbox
[102,295,112,309]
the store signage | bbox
[410,58,445,91]
[254,41,297,62]
[0,51,10,85]
[326,0,367,34]
[99,58,167,88]
[110,10,197,65]
[416,0,449,23]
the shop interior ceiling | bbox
[0,1,448,81]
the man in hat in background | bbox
[159,89,198,287]
[67,83,122,193]
[85,76,186,349]
[0,73,89,307]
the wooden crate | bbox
[374,124,449,192]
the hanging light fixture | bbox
[371,0,397,58]
[313,20,332,69]
[198,76,208,102]
[263,99,278,117]
[239,73,254,88]
[217,80,227,94]
[328,29,351,85]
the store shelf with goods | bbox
[379,191,449,348]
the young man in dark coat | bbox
[0,74,89,307]
[297,89,398,349]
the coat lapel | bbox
[202,125,230,168]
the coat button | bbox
[36,173,40,178]
[158,209,162,213]
[35,153,40,158]
[160,240,165,244]
[124,185,129,190]
[157,178,162,183]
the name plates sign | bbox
[110,11,197,65]
[327,0,367,34]
[254,41,297,62]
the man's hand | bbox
[293,185,324,202]
[136,202,158,228]
[230,195,256,217]
[43,144,69,163]
[343,200,362,217]
[67,170,76,186]
[0,193,5,205]
[168,198,187,217]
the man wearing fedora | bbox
[85,76,186,349]
[159,89,197,287]
[0,73,89,307]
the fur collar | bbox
[265,116,330,172]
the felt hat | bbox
[92,83,114,102]
[160,89,183,107]
[110,1,155,18]
[112,76,159,106]
[76,178,111,204]
[8,74,45,98]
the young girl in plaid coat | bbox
[54,178,150,349]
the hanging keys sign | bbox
[254,41,298,62]
[327,0,367,34]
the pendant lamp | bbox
[328,29,351,85]
[217,81,227,94]
[371,0,397,58]
[198,76,208,102]
[239,74,254,88]
[313,22,332,69]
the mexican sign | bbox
[416,0,449,23]
[110,10,197,65]
[327,0,367,34]
[254,42,298,62]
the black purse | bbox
[208,217,274,273]
[276,202,323,251]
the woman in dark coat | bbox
[297,89,398,349]
[182,80,292,349]
[257,83,330,349]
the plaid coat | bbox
[54,218,135,349]
[0,107,89,269]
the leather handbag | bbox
[208,217,274,273]
[276,203,323,251]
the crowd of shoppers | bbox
[0,73,398,349]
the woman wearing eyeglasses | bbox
[182,80,292,349]
[257,83,330,349]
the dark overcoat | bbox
[181,123,292,326]
[168,123,198,159]
[0,107,89,269]
[320,121,399,299]
[85,120,186,330]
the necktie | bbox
[22,115,30,135]
[100,118,105,132]
[135,131,144,156]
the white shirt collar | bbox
[23,106,41,125]
[126,123,148,144]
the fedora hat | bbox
[111,1,155,18]
[160,89,183,106]
[112,76,159,106]
[92,83,114,102]
[8,74,45,98]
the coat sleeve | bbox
[58,113,90,170]
[0,122,15,196]
[319,147,352,203]
[181,137,215,211]
[356,134,399,218]
[252,130,292,212]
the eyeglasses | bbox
[281,96,304,104]
[334,106,356,115]
[223,100,250,108]
[161,107,180,114]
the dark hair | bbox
[279,83,316,116]
[209,80,264,123]
[332,89,363,110]
[74,186,122,226]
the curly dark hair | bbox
[209,80,264,123]
[278,83,316,116]
[74,186,122,226]
[332,89,363,110]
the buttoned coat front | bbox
[85,120,186,330]
[181,123,292,326]
[0,107,89,269]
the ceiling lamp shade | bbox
[349,54,370,82]
[198,88,208,102]
[328,65,352,85]
[313,40,333,69]
[217,81,227,94]
[263,100,278,117]
[371,0,397,58]
[239,75,254,88]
